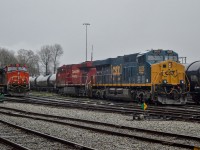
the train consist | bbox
[30,49,189,105]
[0,64,30,96]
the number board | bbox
[112,66,121,75]
[139,66,145,74]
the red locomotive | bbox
[0,64,30,96]
[56,61,96,96]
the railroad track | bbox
[5,96,200,123]
[0,118,95,150]
[0,106,200,149]
[28,94,200,112]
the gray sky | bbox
[0,0,200,65]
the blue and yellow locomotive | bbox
[91,49,189,104]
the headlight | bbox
[180,80,184,84]
[162,79,167,84]
[168,62,172,68]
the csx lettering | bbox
[165,70,175,75]
[112,66,120,75]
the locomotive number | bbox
[112,66,121,75]
[139,66,144,74]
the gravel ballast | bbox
[1,101,199,149]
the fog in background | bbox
[0,0,199,65]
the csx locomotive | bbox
[91,49,188,105]
[31,49,189,105]
[0,64,30,96]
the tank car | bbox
[29,76,36,89]
[185,61,200,103]
[0,64,29,96]
[32,74,56,92]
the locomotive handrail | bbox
[185,74,190,92]
[151,72,160,94]
[164,87,175,95]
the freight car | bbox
[30,74,56,92]
[185,61,200,104]
[56,49,189,105]
[0,64,29,96]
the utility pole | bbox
[91,45,93,61]
[83,23,90,61]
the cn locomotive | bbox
[185,61,200,104]
[54,49,189,105]
[0,64,30,96]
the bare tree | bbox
[28,54,40,76]
[17,49,40,76]
[51,44,64,73]
[17,49,34,64]
[0,47,18,66]
[38,45,52,75]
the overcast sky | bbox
[0,0,200,65]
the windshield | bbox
[147,55,163,62]
[7,67,27,72]
[18,67,27,71]
[7,67,17,72]
[165,56,178,61]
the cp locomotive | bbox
[0,64,30,96]
[55,49,189,105]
